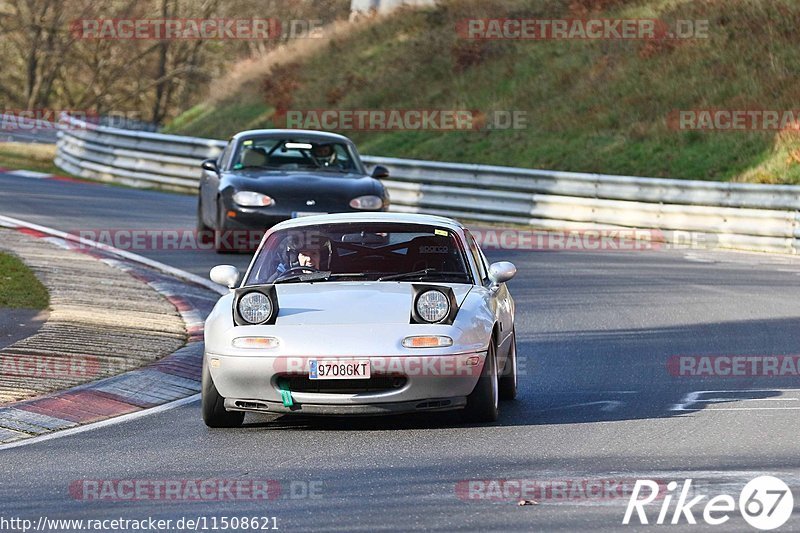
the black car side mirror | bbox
[371,165,389,179]
[202,159,219,173]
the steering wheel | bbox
[283,265,321,275]
[273,266,323,282]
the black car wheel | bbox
[197,197,214,247]
[214,201,236,254]
[202,358,245,428]
[499,329,518,401]
[464,338,499,423]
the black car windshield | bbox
[246,223,473,285]
[230,137,358,173]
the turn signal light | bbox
[402,335,453,348]
[232,337,280,349]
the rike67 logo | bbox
[623,476,794,530]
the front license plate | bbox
[309,360,371,380]
[292,211,328,218]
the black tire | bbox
[197,196,214,248]
[202,359,244,428]
[464,339,499,423]
[214,201,235,254]
[499,329,518,401]
[197,196,211,232]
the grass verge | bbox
[0,251,49,309]
[0,143,61,175]
[165,0,800,184]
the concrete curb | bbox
[0,222,223,445]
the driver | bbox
[311,143,338,167]
[297,245,322,269]
[267,235,332,282]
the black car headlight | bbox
[233,286,279,326]
[349,195,383,210]
[410,285,458,325]
[233,191,274,207]
[415,290,450,323]
[239,292,272,324]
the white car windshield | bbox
[246,223,473,285]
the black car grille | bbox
[277,375,407,394]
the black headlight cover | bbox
[410,284,459,325]
[233,285,279,326]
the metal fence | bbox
[54,114,800,254]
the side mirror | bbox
[201,159,219,173]
[210,265,240,289]
[488,261,516,284]
[371,165,389,179]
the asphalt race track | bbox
[1,171,799,531]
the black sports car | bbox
[197,129,390,252]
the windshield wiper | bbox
[236,165,281,170]
[316,167,352,173]
[273,272,367,284]
[273,271,333,284]
[378,269,469,282]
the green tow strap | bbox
[277,379,294,407]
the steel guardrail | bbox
[54,114,800,254]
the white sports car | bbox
[202,212,517,427]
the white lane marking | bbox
[701,398,798,402]
[0,214,225,295]
[698,407,800,411]
[547,391,638,394]
[0,394,199,451]
[671,389,800,411]
[539,400,623,413]
[683,254,716,263]
[4,170,53,179]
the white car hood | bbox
[273,282,472,325]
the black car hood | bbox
[221,170,382,197]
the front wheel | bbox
[214,202,236,254]
[202,359,244,428]
[197,196,214,248]
[197,195,212,233]
[464,339,499,423]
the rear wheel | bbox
[464,339,499,422]
[202,359,244,428]
[499,329,518,401]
